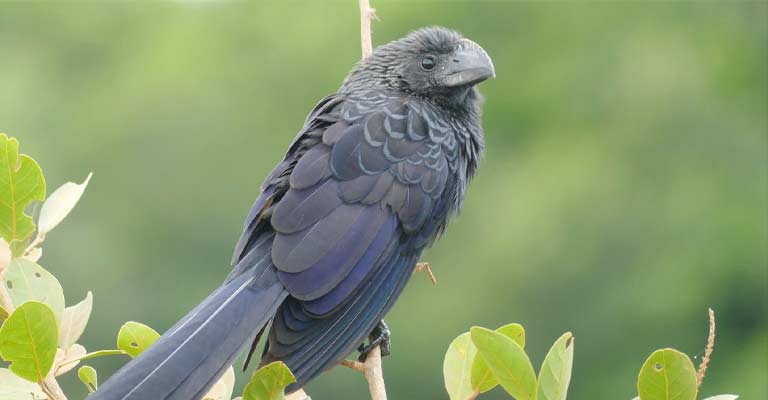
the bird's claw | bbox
[357,320,391,362]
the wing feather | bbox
[233,95,456,385]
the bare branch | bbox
[340,347,387,400]
[696,308,716,389]
[362,347,387,400]
[359,0,378,58]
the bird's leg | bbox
[357,320,391,362]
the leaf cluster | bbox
[443,322,736,400]
[0,132,296,400]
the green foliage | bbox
[537,333,574,400]
[242,361,296,400]
[4,258,66,322]
[0,136,207,399]
[444,324,532,400]
[443,332,478,400]
[471,326,538,400]
[0,301,59,383]
[637,349,698,400]
[472,323,526,394]
[446,323,736,400]
[78,365,98,393]
[0,135,241,399]
[0,136,132,397]
[0,133,46,255]
[117,321,160,358]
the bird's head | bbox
[342,27,495,107]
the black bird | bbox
[92,26,494,399]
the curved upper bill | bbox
[440,38,496,87]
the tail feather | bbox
[91,264,287,400]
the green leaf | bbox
[637,348,697,400]
[537,332,574,400]
[0,301,59,383]
[0,368,46,399]
[4,258,65,322]
[701,396,738,400]
[37,172,92,235]
[0,133,46,253]
[470,326,537,400]
[0,305,8,323]
[117,321,160,358]
[59,291,93,348]
[471,323,526,394]
[443,332,477,400]
[242,361,296,400]
[78,365,98,393]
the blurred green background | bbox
[1,1,765,399]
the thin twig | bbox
[340,359,365,373]
[414,262,437,285]
[42,374,67,400]
[696,308,716,389]
[358,0,378,58]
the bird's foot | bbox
[357,320,391,362]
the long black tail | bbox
[91,264,287,400]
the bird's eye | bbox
[420,56,436,71]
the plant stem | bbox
[358,0,377,58]
[42,374,68,400]
[362,346,387,400]
[696,308,716,389]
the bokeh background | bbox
[1,1,766,399]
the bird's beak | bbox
[440,38,496,88]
